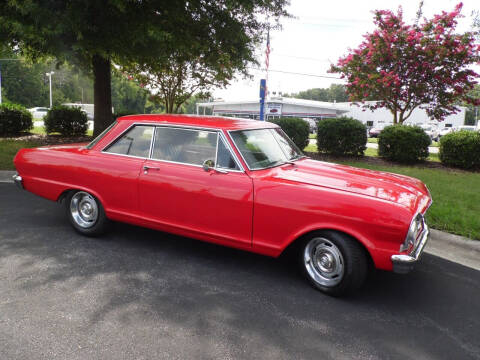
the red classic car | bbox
[13,115,432,296]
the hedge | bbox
[439,130,480,170]
[316,117,367,156]
[269,117,310,150]
[0,103,33,136]
[44,105,88,136]
[378,125,431,164]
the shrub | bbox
[44,105,88,136]
[269,117,310,150]
[0,103,33,136]
[316,117,367,156]
[378,125,431,163]
[439,130,480,170]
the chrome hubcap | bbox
[70,192,98,229]
[304,237,344,287]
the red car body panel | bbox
[13,115,432,272]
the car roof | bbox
[117,114,279,131]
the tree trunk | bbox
[92,55,113,137]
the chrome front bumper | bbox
[13,174,24,190]
[391,225,429,274]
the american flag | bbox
[265,29,271,71]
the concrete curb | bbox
[0,170,478,271]
[0,170,15,183]
[426,229,480,271]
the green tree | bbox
[1,1,289,136]
[123,52,235,114]
[111,70,149,115]
[289,84,348,103]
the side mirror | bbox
[202,159,215,172]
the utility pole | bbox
[46,71,55,108]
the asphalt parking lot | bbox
[1,183,479,360]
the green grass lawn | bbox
[0,140,42,170]
[335,159,480,240]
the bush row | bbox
[378,125,431,163]
[269,117,310,150]
[44,105,88,136]
[439,131,480,170]
[0,103,33,136]
[317,117,367,156]
[0,103,89,137]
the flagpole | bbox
[265,26,270,100]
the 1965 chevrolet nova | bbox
[13,115,432,296]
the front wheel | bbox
[66,190,109,236]
[299,231,368,296]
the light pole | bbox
[46,71,55,108]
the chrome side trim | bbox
[13,174,23,190]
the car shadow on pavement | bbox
[1,186,479,359]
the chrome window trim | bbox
[215,132,219,166]
[100,152,151,161]
[148,126,157,159]
[101,122,246,173]
[216,131,244,172]
[227,127,300,171]
[150,126,218,168]
[87,121,118,150]
[101,123,155,157]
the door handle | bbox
[143,165,160,173]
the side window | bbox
[152,127,217,166]
[216,136,240,170]
[104,125,154,158]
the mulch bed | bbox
[0,133,92,146]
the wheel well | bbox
[281,229,375,269]
[57,189,75,204]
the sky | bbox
[213,0,479,101]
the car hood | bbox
[269,159,431,214]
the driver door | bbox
[138,126,253,248]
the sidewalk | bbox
[0,170,478,271]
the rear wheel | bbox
[299,231,368,296]
[66,190,109,236]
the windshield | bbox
[230,128,304,170]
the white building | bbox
[339,101,466,129]
[196,98,466,129]
[196,97,350,120]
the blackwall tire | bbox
[66,190,109,236]
[299,230,368,296]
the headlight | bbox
[400,213,424,252]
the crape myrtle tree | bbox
[0,1,289,136]
[330,3,480,124]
